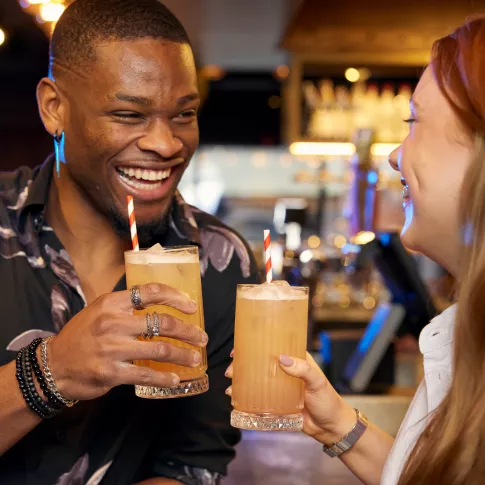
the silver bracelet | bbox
[322,409,369,458]
[40,336,78,408]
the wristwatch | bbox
[322,408,369,458]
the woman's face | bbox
[388,66,472,276]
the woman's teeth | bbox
[402,185,410,199]
[117,167,172,191]
[400,177,410,200]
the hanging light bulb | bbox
[0,28,6,47]
[38,2,66,23]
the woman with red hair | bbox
[227,16,485,485]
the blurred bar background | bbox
[1,1,483,483]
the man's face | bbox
[58,38,199,236]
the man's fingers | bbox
[117,313,208,346]
[279,352,327,394]
[118,283,197,314]
[122,340,202,368]
[117,363,181,388]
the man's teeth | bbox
[119,167,171,181]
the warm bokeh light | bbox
[363,296,376,310]
[307,235,321,249]
[199,64,225,81]
[274,65,290,80]
[371,143,400,157]
[290,142,356,157]
[339,296,350,308]
[0,29,5,47]
[333,235,347,249]
[345,67,360,83]
[290,142,399,157]
[39,2,66,22]
[350,231,376,245]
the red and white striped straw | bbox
[264,229,272,283]
[126,196,139,251]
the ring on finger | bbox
[145,313,154,339]
[130,285,145,311]
[152,312,160,337]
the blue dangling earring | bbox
[53,131,66,178]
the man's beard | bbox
[108,205,170,249]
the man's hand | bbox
[47,283,208,401]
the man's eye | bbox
[176,110,198,120]
[113,112,143,120]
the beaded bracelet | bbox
[22,342,61,418]
[28,338,65,410]
[16,348,55,419]
[15,339,63,419]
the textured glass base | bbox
[231,409,303,431]
[135,374,209,399]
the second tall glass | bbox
[231,283,309,431]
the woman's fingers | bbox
[225,361,233,379]
[279,352,327,394]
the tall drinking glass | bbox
[125,245,208,399]
[231,283,309,431]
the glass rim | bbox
[237,283,308,292]
[124,245,199,255]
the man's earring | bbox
[53,131,65,178]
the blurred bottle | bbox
[348,128,378,237]
[335,85,351,140]
[351,81,368,130]
[379,83,395,143]
[319,79,336,139]
[303,81,323,139]
[364,83,379,133]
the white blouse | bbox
[380,304,457,485]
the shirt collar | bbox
[17,155,55,233]
[17,155,201,246]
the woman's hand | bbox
[226,352,356,445]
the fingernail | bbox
[200,332,209,345]
[279,355,294,366]
[230,349,234,358]
[190,300,197,310]
[225,387,232,396]
[224,369,230,377]
[172,373,180,386]
[192,351,202,366]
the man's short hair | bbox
[50,0,191,77]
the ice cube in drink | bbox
[231,282,309,431]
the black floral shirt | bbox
[0,157,259,485]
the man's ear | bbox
[37,77,66,136]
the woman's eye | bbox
[403,117,416,124]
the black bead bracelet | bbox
[15,339,64,420]
[28,338,65,410]
[16,348,51,420]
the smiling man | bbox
[0,1,258,484]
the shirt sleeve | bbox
[140,248,260,481]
